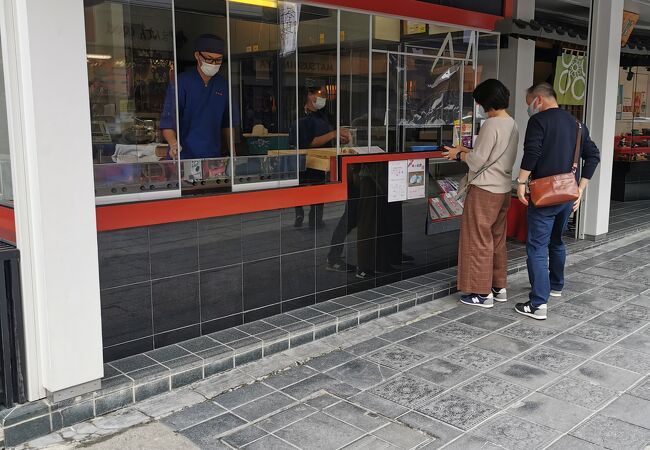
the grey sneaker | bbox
[515,301,547,320]
[550,290,562,298]
[492,288,507,302]
[460,293,494,308]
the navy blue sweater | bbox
[521,108,601,180]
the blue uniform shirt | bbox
[289,111,333,149]
[160,68,231,159]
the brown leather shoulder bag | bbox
[528,121,582,207]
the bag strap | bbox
[572,121,582,174]
[466,121,517,184]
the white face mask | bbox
[477,104,486,118]
[200,62,221,77]
[527,97,541,117]
[314,96,327,110]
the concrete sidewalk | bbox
[16,231,650,450]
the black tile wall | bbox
[98,160,461,362]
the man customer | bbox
[444,79,519,308]
[515,83,601,320]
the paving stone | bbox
[546,435,607,450]
[416,393,497,430]
[567,294,618,311]
[590,312,646,332]
[233,391,295,422]
[326,359,398,390]
[304,392,340,410]
[571,414,650,450]
[371,375,444,408]
[567,273,611,286]
[570,323,628,343]
[429,321,488,342]
[570,360,642,392]
[399,333,461,357]
[489,361,560,390]
[344,338,391,356]
[582,266,628,279]
[396,412,462,447]
[306,350,356,372]
[135,388,206,419]
[180,412,247,444]
[3,415,51,447]
[348,392,409,419]
[244,434,298,449]
[455,374,529,407]
[473,413,559,450]
[409,315,449,331]
[222,425,267,448]
[213,382,274,409]
[548,303,595,320]
[595,347,650,373]
[282,373,359,401]
[611,303,650,321]
[629,295,650,307]
[161,401,225,431]
[323,401,390,432]
[629,377,650,401]
[498,322,558,343]
[509,392,591,432]
[438,305,478,320]
[617,333,650,355]
[372,422,429,449]
[275,412,365,450]
[542,376,616,410]
[471,334,533,357]
[377,325,423,343]
[442,346,506,371]
[600,394,650,429]
[408,358,477,388]
[365,345,431,371]
[519,346,586,373]
[255,403,318,433]
[457,312,516,331]
[264,365,318,390]
[545,333,609,358]
[438,434,504,450]
[344,435,401,450]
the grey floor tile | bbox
[455,374,530,408]
[275,412,365,450]
[519,346,586,373]
[255,403,318,433]
[180,412,248,444]
[571,414,650,450]
[343,435,400,450]
[323,400,390,432]
[457,312,516,331]
[232,391,295,422]
[489,361,560,390]
[371,375,444,409]
[409,315,449,331]
[617,333,650,355]
[161,401,225,431]
[372,422,429,449]
[566,294,618,311]
[243,434,298,449]
[545,435,607,450]
[306,350,356,372]
[428,322,489,342]
[396,412,462,448]
[498,322,559,343]
[570,323,628,343]
[344,338,391,356]
[111,354,159,373]
[508,392,591,432]
[365,345,431,371]
[222,425,268,448]
[348,392,409,419]
[416,393,497,430]
[570,361,643,392]
[378,326,422,343]
[282,373,359,401]
[438,305,480,320]
[590,312,646,332]
[439,434,504,450]
[471,334,533,358]
[213,382,274,409]
[408,359,477,388]
[595,347,650,373]
[326,359,398,390]
[542,376,616,410]
[304,392,340,409]
[399,333,461,357]
[441,346,506,371]
[630,377,650,401]
[600,394,650,429]
[472,413,559,450]
[264,365,318,390]
[629,295,650,307]
[545,333,609,358]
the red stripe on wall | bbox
[0,206,16,244]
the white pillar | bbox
[0,0,103,400]
[499,0,535,177]
[580,0,623,239]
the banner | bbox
[553,52,587,106]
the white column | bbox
[580,0,623,239]
[0,0,103,400]
[499,0,535,177]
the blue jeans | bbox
[526,201,573,307]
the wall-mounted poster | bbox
[407,159,426,200]
[388,160,408,202]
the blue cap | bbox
[195,34,225,54]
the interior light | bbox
[87,54,112,60]
[229,0,278,8]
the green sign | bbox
[553,52,587,106]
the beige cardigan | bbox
[465,116,519,194]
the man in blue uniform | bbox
[160,34,232,159]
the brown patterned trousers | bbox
[457,186,511,295]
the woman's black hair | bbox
[472,78,510,111]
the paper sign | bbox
[407,159,426,200]
[388,160,408,202]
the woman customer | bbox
[444,79,519,308]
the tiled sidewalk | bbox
[16,231,650,450]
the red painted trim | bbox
[314,0,503,30]
[503,0,514,19]
[0,206,16,244]
[96,151,445,231]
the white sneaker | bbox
[491,288,507,302]
[550,290,562,298]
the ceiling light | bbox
[87,54,112,60]
[229,0,278,8]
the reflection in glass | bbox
[0,34,12,205]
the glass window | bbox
[0,35,12,206]
[84,0,179,203]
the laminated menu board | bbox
[388,160,408,202]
